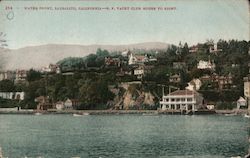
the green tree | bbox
[26,69,42,82]
[0,79,15,92]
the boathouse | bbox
[160,90,203,112]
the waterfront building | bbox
[55,101,65,110]
[35,96,53,110]
[206,104,215,110]
[64,99,80,109]
[237,97,247,109]
[160,89,203,111]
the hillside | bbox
[0,42,169,70]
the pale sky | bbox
[0,0,249,49]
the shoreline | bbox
[0,109,248,115]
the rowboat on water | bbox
[224,113,237,116]
[73,113,90,117]
[34,112,42,116]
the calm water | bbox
[0,114,249,158]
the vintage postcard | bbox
[0,0,249,157]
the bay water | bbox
[0,114,249,158]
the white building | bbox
[64,98,80,109]
[197,60,215,70]
[160,90,203,112]
[41,64,60,74]
[206,104,215,110]
[0,71,15,81]
[128,53,148,65]
[121,50,129,57]
[186,79,202,91]
[15,70,27,84]
[237,97,246,109]
[209,43,222,53]
[244,76,250,98]
[134,67,144,79]
[55,101,64,110]
[0,92,25,100]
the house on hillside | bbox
[41,64,60,74]
[105,57,121,67]
[0,71,16,81]
[200,73,233,90]
[116,67,133,77]
[189,45,199,53]
[209,43,222,54]
[217,74,233,90]
[169,74,181,83]
[15,70,27,84]
[134,66,144,79]
[128,53,149,65]
[185,79,202,91]
[197,60,215,70]
[173,62,187,70]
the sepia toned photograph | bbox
[0,0,249,157]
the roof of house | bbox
[237,97,246,102]
[170,74,180,78]
[169,90,196,96]
[135,55,146,61]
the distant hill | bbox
[0,42,169,70]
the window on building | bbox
[187,98,192,102]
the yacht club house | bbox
[160,90,204,112]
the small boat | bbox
[83,112,90,116]
[244,114,250,118]
[34,112,42,116]
[73,114,82,117]
[73,113,90,117]
[225,113,237,116]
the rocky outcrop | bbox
[110,82,156,110]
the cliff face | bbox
[110,83,156,110]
